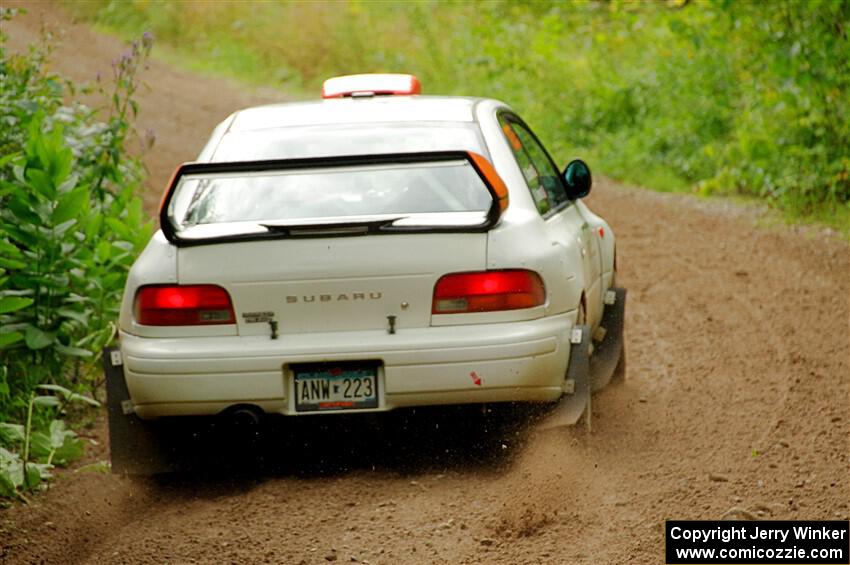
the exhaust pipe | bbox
[229,406,261,427]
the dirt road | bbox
[2,6,848,565]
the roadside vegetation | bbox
[0,8,152,501]
[70,0,850,231]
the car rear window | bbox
[167,159,494,238]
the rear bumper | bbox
[119,312,575,418]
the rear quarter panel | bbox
[474,100,585,317]
[119,231,239,338]
[576,200,616,290]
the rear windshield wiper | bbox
[260,216,407,236]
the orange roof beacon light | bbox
[322,73,421,99]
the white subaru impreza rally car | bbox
[104,74,625,473]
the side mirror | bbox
[562,159,592,200]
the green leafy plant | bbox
[0,384,98,500]
[0,8,153,499]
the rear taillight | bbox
[134,285,235,326]
[432,270,545,314]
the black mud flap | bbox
[104,347,174,475]
[590,287,627,392]
[537,323,592,432]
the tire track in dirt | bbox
[662,250,792,452]
[2,6,848,565]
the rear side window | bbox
[498,115,568,215]
[166,159,495,240]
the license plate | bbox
[292,362,379,412]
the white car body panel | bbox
[228,97,477,130]
[118,94,617,419]
[176,233,487,335]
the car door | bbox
[497,114,603,328]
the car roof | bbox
[227,96,485,132]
